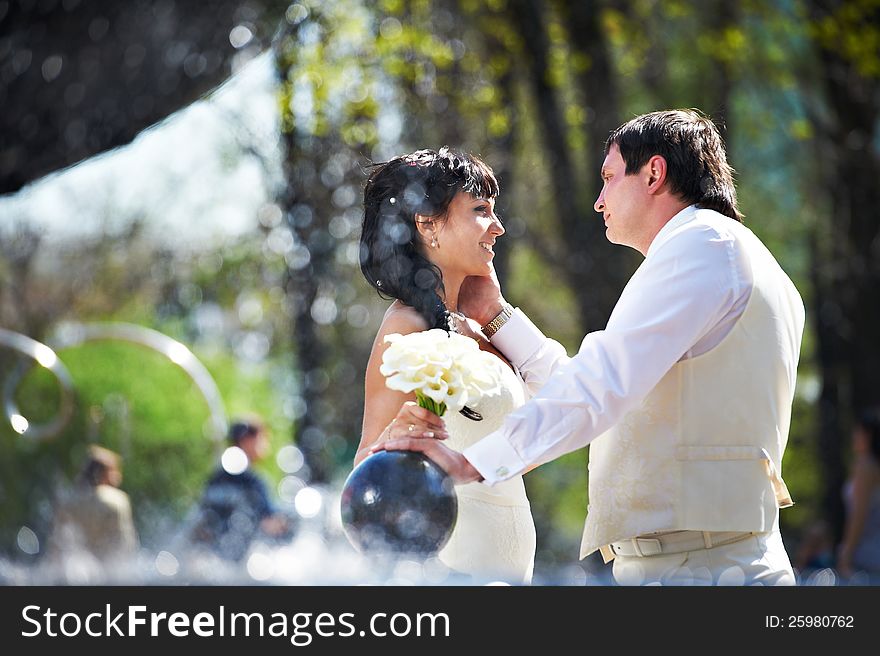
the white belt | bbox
[608,530,757,558]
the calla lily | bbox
[381,329,506,416]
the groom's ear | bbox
[645,155,668,194]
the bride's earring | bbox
[431,236,438,249]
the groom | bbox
[377,109,805,585]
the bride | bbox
[354,147,536,584]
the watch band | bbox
[481,303,514,338]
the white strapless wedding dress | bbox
[438,360,536,584]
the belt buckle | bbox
[633,537,662,557]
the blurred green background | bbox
[1,0,878,582]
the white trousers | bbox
[611,529,796,586]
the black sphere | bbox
[340,450,457,555]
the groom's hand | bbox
[459,266,506,327]
[371,438,483,484]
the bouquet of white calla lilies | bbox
[380,329,506,417]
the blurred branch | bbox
[0,0,285,194]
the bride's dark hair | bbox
[360,146,499,330]
[361,147,499,421]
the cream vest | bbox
[580,219,805,563]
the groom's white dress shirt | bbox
[463,205,805,570]
[464,205,754,481]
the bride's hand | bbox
[381,401,449,442]
[459,266,506,326]
[371,437,483,484]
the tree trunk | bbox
[510,0,631,333]
[562,0,635,329]
[808,0,880,541]
[703,0,737,141]
[485,43,518,291]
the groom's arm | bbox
[465,224,747,486]
[382,222,750,487]
[487,308,570,396]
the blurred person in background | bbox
[189,416,293,562]
[47,445,139,563]
[792,519,834,582]
[837,407,880,583]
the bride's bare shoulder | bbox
[376,301,430,339]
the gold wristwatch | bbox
[481,303,514,338]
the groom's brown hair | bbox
[606,109,743,223]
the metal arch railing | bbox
[1,322,228,444]
[1,328,76,441]
[49,322,229,443]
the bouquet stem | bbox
[415,392,446,418]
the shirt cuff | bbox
[462,431,529,486]
[490,308,546,368]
